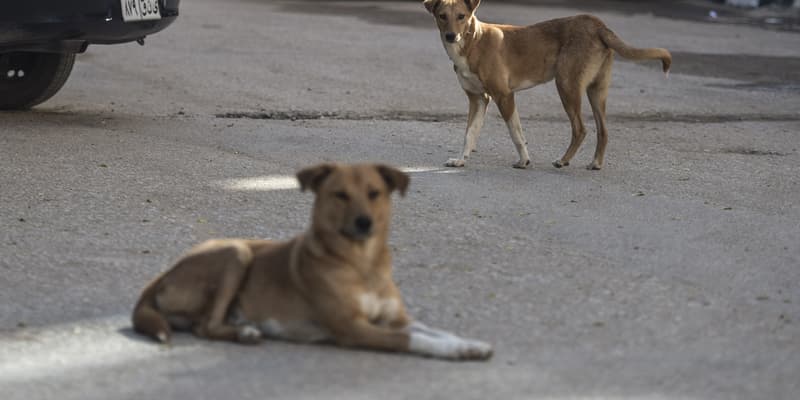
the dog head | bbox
[297,163,409,242]
[423,0,481,44]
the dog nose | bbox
[445,32,456,42]
[354,215,373,234]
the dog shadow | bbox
[117,326,152,343]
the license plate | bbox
[120,0,161,22]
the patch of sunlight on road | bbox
[0,315,196,383]
[216,175,300,191]
[536,397,698,400]
[214,166,462,192]
[400,166,462,174]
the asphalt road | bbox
[2,1,799,399]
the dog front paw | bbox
[512,159,531,169]
[445,158,466,167]
[552,159,569,168]
[409,330,493,361]
[457,339,493,361]
[586,162,602,171]
[237,325,263,344]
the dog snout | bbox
[445,32,457,43]
[354,215,373,234]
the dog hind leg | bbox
[199,255,260,343]
[586,56,612,170]
[553,75,587,168]
[167,242,258,344]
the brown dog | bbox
[132,163,492,361]
[423,0,671,170]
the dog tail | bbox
[131,278,171,344]
[599,28,671,75]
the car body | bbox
[0,0,180,109]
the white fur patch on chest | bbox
[358,292,400,322]
[445,43,484,94]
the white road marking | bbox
[400,167,462,174]
[216,175,299,191]
[215,167,462,193]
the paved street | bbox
[1,1,799,399]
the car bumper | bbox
[0,0,179,52]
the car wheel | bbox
[0,52,76,110]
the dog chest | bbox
[455,68,485,94]
[358,292,400,322]
[445,44,484,94]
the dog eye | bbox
[368,190,380,200]
[457,14,465,20]
[438,13,447,20]
[334,191,349,201]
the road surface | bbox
[1,1,799,399]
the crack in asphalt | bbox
[720,147,791,157]
[215,110,800,124]
[215,110,462,122]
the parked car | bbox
[0,0,179,109]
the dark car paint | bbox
[0,0,179,53]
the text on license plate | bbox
[121,0,161,22]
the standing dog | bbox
[423,0,671,170]
[132,163,492,361]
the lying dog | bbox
[132,163,492,361]
[423,0,672,170]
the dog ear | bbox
[423,0,441,14]
[464,0,481,12]
[375,165,410,197]
[296,164,336,193]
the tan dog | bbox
[423,0,671,170]
[132,163,492,361]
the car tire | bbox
[0,52,75,110]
